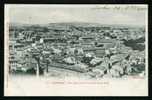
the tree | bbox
[26,42,44,77]
[30,50,42,77]
[42,50,52,73]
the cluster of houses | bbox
[8,24,145,77]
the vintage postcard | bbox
[4,4,148,96]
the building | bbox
[95,39,118,49]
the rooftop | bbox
[96,39,117,43]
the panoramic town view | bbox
[8,22,146,78]
[6,5,147,80]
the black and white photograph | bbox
[4,4,148,96]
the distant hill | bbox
[48,22,102,27]
[10,22,144,29]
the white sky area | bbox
[6,5,148,26]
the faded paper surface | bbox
[4,4,148,96]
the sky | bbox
[5,5,148,26]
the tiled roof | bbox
[96,39,117,43]
[83,47,105,51]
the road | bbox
[45,66,91,79]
